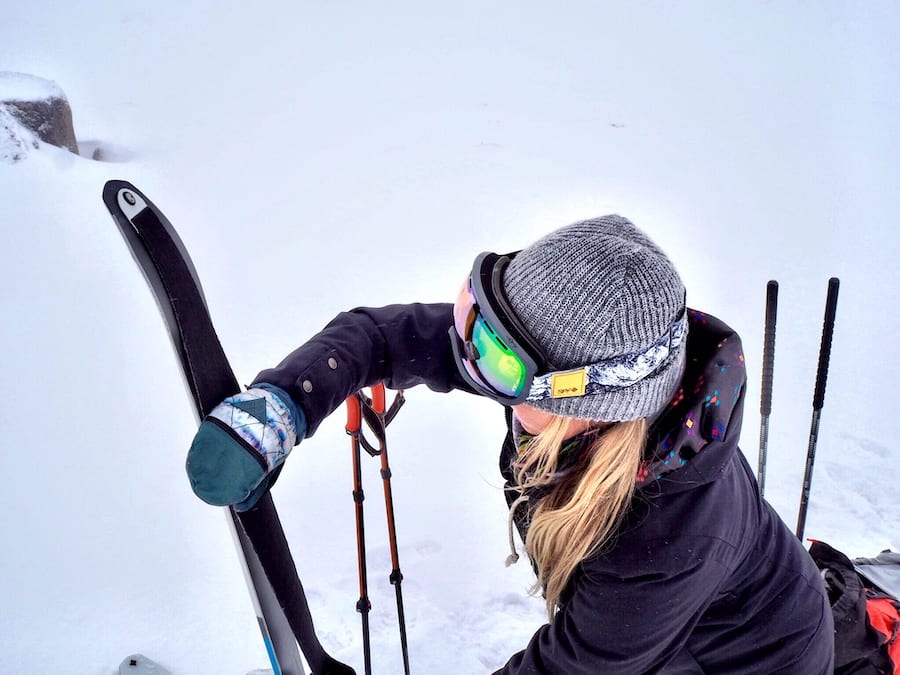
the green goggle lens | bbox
[470,316,528,397]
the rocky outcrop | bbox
[0,72,79,155]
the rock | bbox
[0,72,79,154]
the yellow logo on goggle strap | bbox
[550,369,587,398]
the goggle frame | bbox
[449,251,552,405]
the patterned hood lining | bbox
[638,310,746,490]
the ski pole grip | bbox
[760,280,778,416]
[812,278,840,411]
[371,382,386,416]
[346,395,362,434]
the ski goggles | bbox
[449,252,547,405]
[449,251,689,406]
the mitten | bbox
[186,383,306,511]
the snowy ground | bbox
[1,2,898,673]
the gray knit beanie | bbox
[503,215,687,421]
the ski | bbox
[103,180,354,675]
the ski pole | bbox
[796,278,840,540]
[367,386,411,675]
[346,383,409,674]
[757,280,779,498]
[346,393,373,675]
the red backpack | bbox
[809,540,900,674]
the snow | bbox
[1,2,898,673]
[0,107,37,163]
[0,71,64,102]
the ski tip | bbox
[102,178,135,201]
[118,654,173,675]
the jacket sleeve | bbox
[252,302,477,437]
[495,535,733,674]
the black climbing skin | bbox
[103,180,354,675]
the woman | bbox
[186,216,834,673]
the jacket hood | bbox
[638,309,747,495]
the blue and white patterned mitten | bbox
[186,384,306,511]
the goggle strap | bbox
[526,310,688,401]
[463,340,480,361]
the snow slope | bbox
[1,2,898,673]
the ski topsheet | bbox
[103,180,354,675]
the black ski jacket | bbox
[254,303,834,674]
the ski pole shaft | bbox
[371,394,410,675]
[383,454,410,670]
[346,395,373,675]
[757,280,778,497]
[796,278,840,540]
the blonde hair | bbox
[513,415,647,619]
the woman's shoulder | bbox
[587,452,765,579]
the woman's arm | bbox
[252,302,476,437]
